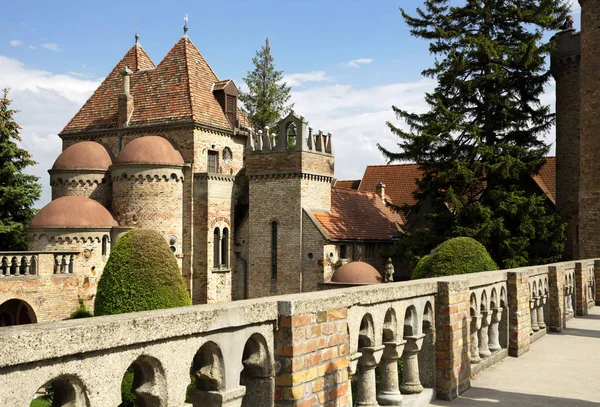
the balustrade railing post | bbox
[348,352,361,407]
[537,295,546,330]
[478,311,492,359]
[530,296,539,333]
[566,285,574,314]
[68,254,74,274]
[356,345,384,407]
[488,307,502,353]
[400,334,425,394]
[22,256,30,275]
[377,341,405,406]
[1,257,7,276]
[470,314,482,364]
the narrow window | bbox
[365,243,376,260]
[339,244,347,259]
[118,136,124,152]
[208,151,219,173]
[226,95,237,125]
[102,235,109,256]
[213,228,220,268]
[271,222,278,279]
[222,228,229,267]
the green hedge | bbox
[94,229,191,316]
[412,237,498,280]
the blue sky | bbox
[0,0,581,206]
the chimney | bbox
[118,66,133,127]
[376,181,386,202]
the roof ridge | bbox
[181,38,195,123]
[333,187,378,198]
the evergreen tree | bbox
[0,89,41,250]
[379,1,569,268]
[240,38,293,130]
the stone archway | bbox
[0,299,37,327]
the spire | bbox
[135,17,140,46]
[183,14,189,38]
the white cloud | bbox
[343,58,373,68]
[42,43,59,51]
[10,40,22,47]
[283,71,331,87]
[67,71,94,79]
[0,56,100,207]
[29,45,37,50]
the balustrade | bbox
[356,345,384,407]
[488,307,502,353]
[53,253,75,274]
[0,255,37,276]
[399,334,425,394]
[377,340,405,406]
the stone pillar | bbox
[377,341,405,406]
[356,346,384,407]
[469,314,482,364]
[537,295,547,329]
[488,307,502,353]
[507,272,531,356]
[575,262,589,316]
[530,295,539,333]
[595,260,600,305]
[478,311,492,358]
[548,265,566,332]
[567,284,574,314]
[435,280,471,400]
[400,335,425,394]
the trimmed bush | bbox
[69,298,92,319]
[411,237,498,280]
[94,229,191,316]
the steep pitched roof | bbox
[358,163,423,211]
[335,180,360,190]
[311,188,404,241]
[61,38,248,134]
[532,157,556,204]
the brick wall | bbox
[507,271,531,356]
[50,170,112,208]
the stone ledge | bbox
[470,348,509,377]
[530,327,548,344]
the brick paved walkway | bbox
[429,306,600,406]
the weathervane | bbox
[135,17,140,45]
[183,14,189,37]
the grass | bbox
[30,397,51,407]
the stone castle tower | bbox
[245,114,334,297]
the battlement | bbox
[551,29,581,77]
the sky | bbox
[0,0,582,207]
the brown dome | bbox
[330,261,383,285]
[52,141,112,170]
[115,136,184,165]
[31,196,118,228]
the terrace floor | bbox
[429,306,600,407]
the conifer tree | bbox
[380,1,569,268]
[240,38,293,130]
[0,89,41,250]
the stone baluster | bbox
[68,254,75,274]
[566,284,574,314]
[470,313,482,364]
[61,255,68,274]
[10,257,18,275]
[377,340,406,406]
[1,257,7,276]
[356,345,384,407]
[478,310,492,359]
[537,295,546,330]
[400,334,425,394]
[530,295,539,333]
[488,307,503,353]
[54,255,60,274]
[348,352,361,407]
[21,256,30,275]
[30,256,37,275]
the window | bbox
[118,136,124,152]
[339,244,347,259]
[221,228,229,267]
[208,151,219,173]
[226,95,237,125]
[213,228,220,267]
[222,147,232,164]
[271,222,278,279]
[365,243,376,260]
[102,235,109,256]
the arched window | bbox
[213,228,220,268]
[102,235,109,256]
[271,221,278,279]
[221,228,229,267]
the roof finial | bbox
[135,17,140,45]
[183,14,189,37]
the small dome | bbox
[330,261,383,285]
[52,141,112,170]
[116,136,184,165]
[31,196,118,228]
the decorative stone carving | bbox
[488,307,503,353]
[377,340,406,406]
[400,334,425,394]
[384,258,394,283]
[356,345,384,407]
[537,295,547,329]
[478,310,492,359]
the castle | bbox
[0,29,403,323]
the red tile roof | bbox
[61,39,248,134]
[533,157,556,204]
[311,188,404,241]
[335,180,360,190]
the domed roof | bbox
[52,141,112,170]
[115,136,184,165]
[30,196,118,228]
[330,261,383,285]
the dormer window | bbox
[213,79,239,127]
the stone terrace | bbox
[0,259,598,406]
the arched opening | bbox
[120,355,167,407]
[30,375,90,407]
[221,228,229,267]
[286,122,297,150]
[0,299,37,327]
[187,342,225,405]
[102,235,109,256]
[419,301,435,388]
[213,228,220,268]
[271,222,278,279]
[403,306,418,338]
[240,334,273,407]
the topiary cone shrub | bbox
[411,237,498,280]
[94,229,191,316]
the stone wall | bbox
[50,169,112,208]
[0,259,595,406]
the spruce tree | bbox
[0,89,41,250]
[379,1,569,268]
[240,38,293,130]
